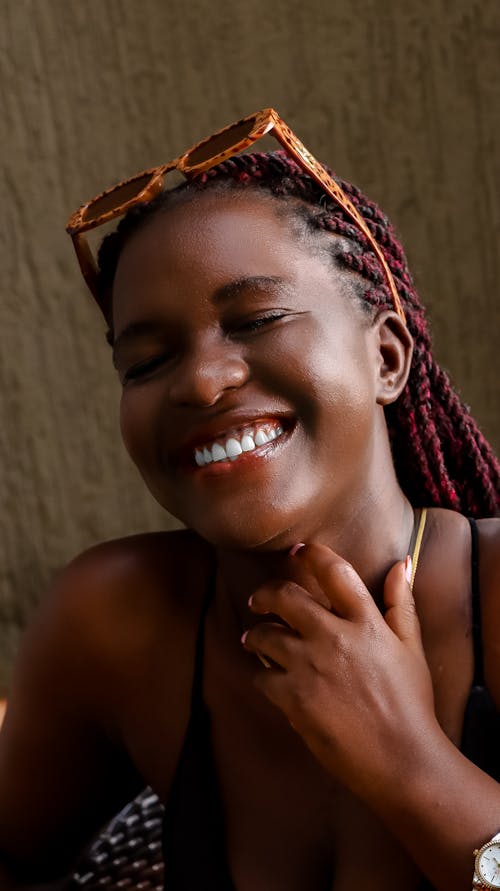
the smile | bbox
[194,420,285,467]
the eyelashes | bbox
[123,351,172,382]
[234,312,288,334]
[122,312,289,383]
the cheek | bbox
[119,390,156,468]
[266,325,375,433]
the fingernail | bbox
[405,555,413,584]
[241,630,248,645]
[289,542,306,556]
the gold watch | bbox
[473,832,500,889]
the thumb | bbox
[383,557,423,651]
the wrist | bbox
[357,726,500,891]
[352,714,446,812]
[371,719,463,817]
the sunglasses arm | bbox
[71,232,100,302]
[271,128,405,322]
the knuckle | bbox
[402,601,419,623]
[276,580,302,603]
[330,638,351,668]
[328,555,355,577]
[246,624,265,649]
[253,579,301,611]
[303,648,321,676]
[359,612,379,633]
[327,561,367,596]
[405,599,418,616]
[285,681,308,715]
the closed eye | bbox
[232,312,288,335]
[123,351,172,382]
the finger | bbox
[252,669,311,738]
[285,550,332,610]
[250,580,330,639]
[252,668,296,725]
[241,622,300,671]
[291,543,374,620]
[383,558,423,651]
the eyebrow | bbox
[112,274,291,359]
[212,275,290,304]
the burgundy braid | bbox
[97,150,500,517]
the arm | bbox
[0,708,56,889]
[242,534,500,891]
[0,549,144,886]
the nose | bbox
[168,336,250,407]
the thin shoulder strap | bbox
[468,517,484,688]
[409,507,427,592]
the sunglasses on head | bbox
[66,108,405,322]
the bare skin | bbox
[0,192,499,890]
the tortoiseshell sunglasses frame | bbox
[66,108,405,321]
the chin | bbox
[182,514,304,554]
[149,481,320,553]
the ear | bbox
[371,310,413,406]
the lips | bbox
[173,412,294,469]
[194,419,285,466]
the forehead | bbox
[112,191,343,325]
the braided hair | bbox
[97,150,500,517]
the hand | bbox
[242,544,438,800]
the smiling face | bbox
[111,190,399,551]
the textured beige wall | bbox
[1,0,499,691]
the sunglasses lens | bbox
[185,117,257,168]
[81,173,154,223]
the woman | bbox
[0,110,499,891]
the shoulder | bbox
[414,508,471,626]
[411,511,472,727]
[0,529,215,876]
[59,526,212,589]
[476,517,500,704]
[415,508,499,640]
[476,516,500,577]
[409,509,499,737]
[15,529,214,730]
[0,529,214,868]
[47,527,212,623]
[416,510,500,709]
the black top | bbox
[162,575,234,890]
[460,518,500,780]
[162,518,499,890]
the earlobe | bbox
[373,311,413,406]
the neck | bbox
[214,465,415,635]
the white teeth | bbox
[225,437,243,459]
[211,443,227,462]
[193,421,287,466]
[254,428,269,446]
[241,434,256,452]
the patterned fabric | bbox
[66,788,164,890]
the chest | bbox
[198,569,473,890]
[204,652,426,891]
[117,522,475,889]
